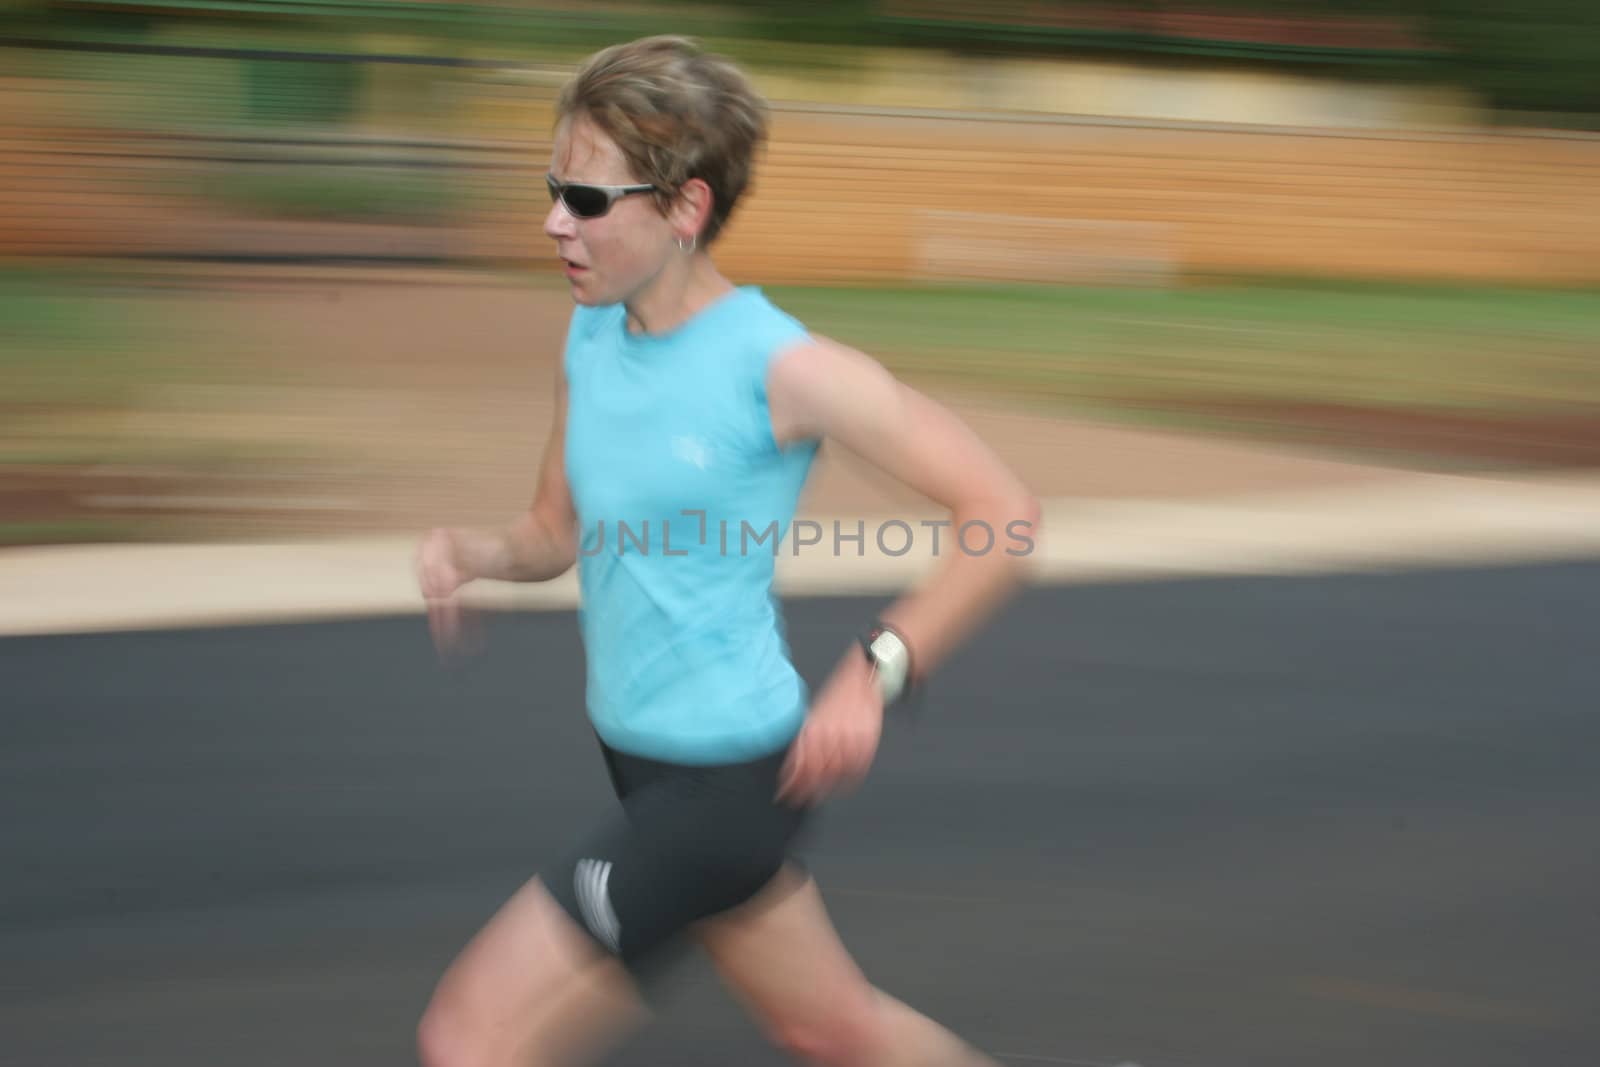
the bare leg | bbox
[695,865,999,1067]
[417,875,648,1067]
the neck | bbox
[624,254,734,336]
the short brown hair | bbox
[556,36,767,246]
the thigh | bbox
[694,865,877,1025]
[695,870,999,1067]
[419,874,647,1067]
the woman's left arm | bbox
[767,335,1043,804]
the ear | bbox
[670,177,714,242]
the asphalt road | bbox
[5,563,1599,1067]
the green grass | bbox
[0,268,176,407]
[0,266,268,405]
[764,280,1600,417]
[12,271,1600,421]
[0,518,149,547]
[0,266,291,474]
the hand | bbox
[415,527,481,662]
[777,647,884,807]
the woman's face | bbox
[543,116,674,308]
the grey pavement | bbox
[4,568,1599,1066]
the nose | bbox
[543,198,576,241]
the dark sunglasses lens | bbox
[563,185,610,218]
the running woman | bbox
[414,35,1041,1067]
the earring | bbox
[676,234,697,253]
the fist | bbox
[416,528,469,601]
[777,647,884,806]
[415,528,478,660]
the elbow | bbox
[548,519,578,565]
[955,489,1041,570]
[999,480,1042,538]
[1006,490,1043,573]
[548,526,580,578]
[1014,490,1042,535]
[519,508,579,581]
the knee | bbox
[766,992,888,1067]
[416,1000,459,1067]
[417,994,488,1067]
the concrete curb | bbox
[5,473,1600,637]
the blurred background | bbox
[4,0,1600,545]
[7,13,1600,1066]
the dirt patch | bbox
[0,462,382,545]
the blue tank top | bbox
[561,286,820,765]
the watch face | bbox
[869,631,910,695]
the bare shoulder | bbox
[767,334,1035,515]
[766,333,905,447]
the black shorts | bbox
[543,736,813,976]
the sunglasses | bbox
[546,174,658,219]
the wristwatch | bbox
[859,622,913,707]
